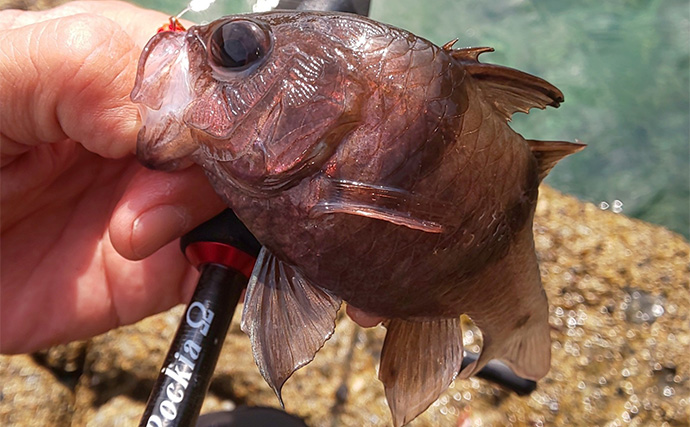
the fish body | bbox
[132,12,583,426]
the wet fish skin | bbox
[132,11,583,426]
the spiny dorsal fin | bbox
[527,139,586,182]
[450,47,564,121]
[450,46,494,61]
[441,38,459,51]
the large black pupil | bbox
[211,21,263,69]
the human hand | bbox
[0,1,227,353]
[0,1,384,354]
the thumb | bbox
[0,12,141,159]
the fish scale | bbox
[132,11,585,426]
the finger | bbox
[57,1,194,48]
[0,1,173,47]
[109,165,227,260]
[0,2,195,158]
[0,12,140,159]
[0,238,198,354]
[346,304,385,328]
[101,236,201,333]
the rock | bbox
[1,187,688,426]
[0,355,75,425]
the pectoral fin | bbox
[451,47,564,120]
[379,318,464,427]
[311,178,451,233]
[241,247,342,404]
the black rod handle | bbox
[139,264,246,427]
[140,209,260,427]
[461,352,537,396]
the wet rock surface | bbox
[2,187,689,426]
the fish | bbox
[132,11,584,426]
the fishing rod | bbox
[138,1,535,426]
[139,210,261,427]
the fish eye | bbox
[209,19,271,72]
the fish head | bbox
[132,12,378,193]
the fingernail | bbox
[131,205,188,258]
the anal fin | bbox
[379,318,464,427]
[241,247,342,404]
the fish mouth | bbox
[136,117,194,171]
[131,30,196,171]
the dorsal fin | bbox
[450,46,495,61]
[441,38,459,51]
[527,139,586,181]
[450,47,564,121]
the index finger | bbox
[0,1,185,159]
[0,1,176,47]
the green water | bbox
[132,0,690,238]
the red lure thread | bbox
[157,16,187,33]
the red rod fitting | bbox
[184,242,256,279]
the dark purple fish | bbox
[132,11,583,426]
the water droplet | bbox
[624,289,665,324]
[662,386,675,397]
[612,199,624,213]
